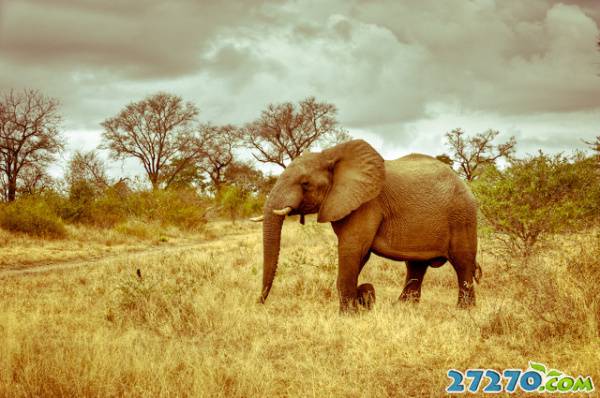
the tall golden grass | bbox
[0,220,598,397]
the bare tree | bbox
[17,163,55,196]
[101,92,198,189]
[0,89,64,201]
[66,150,110,191]
[193,124,241,193]
[244,97,347,168]
[224,160,275,195]
[445,128,516,181]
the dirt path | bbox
[0,231,257,278]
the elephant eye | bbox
[301,181,310,190]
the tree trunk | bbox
[7,178,17,202]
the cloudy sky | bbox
[1,0,599,177]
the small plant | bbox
[109,267,197,335]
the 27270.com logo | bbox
[446,362,594,394]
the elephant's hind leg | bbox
[399,260,429,303]
[449,253,477,308]
[448,222,478,308]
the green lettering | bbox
[573,377,594,392]
[558,377,574,392]
[545,378,559,392]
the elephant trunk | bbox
[259,179,301,303]
[260,209,285,303]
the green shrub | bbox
[217,184,266,222]
[66,180,97,223]
[217,185,245,222]
[2,186,208,233]
[89,186,129,228]
[241,193,265,218]
[473,152,599,258]
[127,188,207,231]
[56,183,206,231]
[0,197,67,238]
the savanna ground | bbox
[0,218,598,397]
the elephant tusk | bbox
[272,206,292,216]
[249,215,264,222]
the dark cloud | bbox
[0,0,598,163]
[0,0,271,79]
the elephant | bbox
[257,139,481,312]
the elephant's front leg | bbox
[336,242,375,312]
[336,249,362,312]
[332,207,381,313]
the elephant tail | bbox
[474,262,482,284]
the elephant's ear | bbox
[318,140,385,223]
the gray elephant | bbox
[257,139,480,312]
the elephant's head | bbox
[259,139,385,303]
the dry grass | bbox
[0,219,598,397]
[0,221,248,271]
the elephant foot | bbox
[357,283,376,310]
[398,290,421,303]
[457,288,476,308]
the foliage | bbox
[445,128,516,181]
[0,196,66,238]
[126,188,208,231]
[0,184,208,235]
[217,184,265,222]
[85,185,130,228]
[473,151,599,257]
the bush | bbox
[1,185,208,233]
[56,182,207,231]
[217,184,266,222]
[473,152,599,258]
[0,197,67,238]
[127,188,207,231]
[217,185,245,222]
[88,186,130,228]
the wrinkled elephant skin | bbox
[259,139,479,313]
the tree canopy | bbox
[101,92,198,189]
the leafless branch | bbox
[0,89,64,201]
[100,92,198,189]
[242,97,345,169]
[445,128,516,181]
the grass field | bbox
[0,219,598,397]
